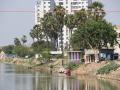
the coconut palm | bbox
[64,14,76,36]
[30,31,35,42]
[41,12,59,50]
[14,38,21,46]
[53,5,65,53]
[30,25,44,42]
[88,1,106,21]
[74,9,88,27]
[21,35,27,45]
[64,14,76,49]
[53,6,65,65]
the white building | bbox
[35,0,92,50]
[114,26,120,59]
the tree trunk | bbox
[69,29,72,50]
[60,28,64,65]
[46,35,49,49]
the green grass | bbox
[97,62,120,74]
[65,61,82,70]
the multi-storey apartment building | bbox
[35,0,92,50]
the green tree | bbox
[14,38,21,46]
[53,6,65,59]
[71,20,117,50]
[21,35,27,45]
[88,1,105,21]
[31,41,48,53]
[30,25,44,42]
[64,14,76,34]
[2,45,15,54]
[41,12,59,50]
[13,45,34,58]
[64,14,76,49]
[41,48,51,62]
[74,9,88,27]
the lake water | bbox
[0,63,120,90]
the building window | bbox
[44,10,46,13]
[66,37,68,39]
[71,2,78,5]
[66,0,68,4]
[37,9,40,11]
[66,10,68,13]
[72,6,78,9]
[59,2,63,5]
[119,44,120,48]
[37,13,40,16]
[37,17,41,22]
[48,2,50,4]
[119,33,120,37]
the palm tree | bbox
[88,1,106,21]
[30,25,44,42]
[53,6,65,65]
[21,35,27,45]
[41,12,59,50]
[74,9,88,27]
[14,38,21,46]
[30,31,35,42]
[64,14,76,49]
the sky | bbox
[0,0,120,46]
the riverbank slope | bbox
[72,61,120,81]
[1,58,120,80]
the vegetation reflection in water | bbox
[0,63,120,90]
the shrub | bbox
[97,62,120,74]
[13,46,34,58]
[41,48,51,62]
[66,61,81,70]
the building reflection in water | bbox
[32,74,120,90]
[1,63,120,90]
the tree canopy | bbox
[71,19,117,50]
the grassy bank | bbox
[97,62,120,74]
[72,61,120,79]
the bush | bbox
[66,61,81,70]
[97,62,120,74]
[13,46,34,58]
[41,48,51,62]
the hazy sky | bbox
[0,0,120,46]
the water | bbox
[0,63,120,90]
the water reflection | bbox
[0,63,120,90]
